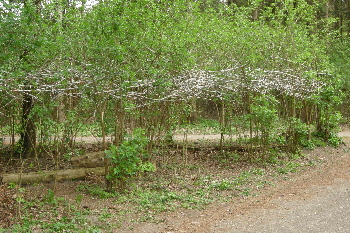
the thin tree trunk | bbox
[220,102,225,153]
[20,90,36,158]
[11,113,15,156]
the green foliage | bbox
[0,0,347,174]
[328,133,343,147]
[44,189,56,204]
[250,95,279,143]
[276,162,301,174]
[7,183,16,189]
[289,117,309,143]
[177,117,221,134]
[130,188,212,213]
[210,180,233,191]
[329,41,350,118]
[76,184,118,199]
[106,128,154,191]
[4,0,347,223]
[75,194,84,205]
[301,137,327,150]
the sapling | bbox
[105,128,154,192]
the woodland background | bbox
[2,0,350,231]
[1,0,350,186]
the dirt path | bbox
[210,178,350,232]
[2,130,350,144]
[208,154,350,232]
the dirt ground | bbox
[208,138,350,233]
[1,132,350,232]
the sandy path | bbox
[206,138,350,233]
[2,130,350,144]
[210,177,350,233]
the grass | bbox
[76,184,118,199]
[276,162,302,174]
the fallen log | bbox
[69,144,289,169]
[71,151,105,168]
[213,144,289,152]
[1,167,105,184]
[159,143,289,152]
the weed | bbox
[328,135,343,147]
[99,209,113,221]
[7,183,16,189]
[307,160,318,166]
[276,162,301,174]
[139,214,156,222]
[289,150,306,160]
[186,164,199,170]
[240,187,253,196]
[76,184,118,199]
[176,118,221,134]
[265,149,285,165]
[75,194,84,205]
[249,168,265,175]
[256,180,274,189]
[44,189,56,204]
[301,137,328,150]
[3,201,95,233]
[212,152,243,167]
[210,180,233,191]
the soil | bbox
[1,132,350,232]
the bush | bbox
[106,128,155,192]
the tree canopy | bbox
[0,0,349,159]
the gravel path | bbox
[2,130,350,144]
[205,136,350,233]
[210,179,350,233]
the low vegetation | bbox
[1,133,342,232]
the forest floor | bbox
[1,131,350,232]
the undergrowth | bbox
[0,146,325,232]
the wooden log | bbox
[159,143,288,152]
[71,151,105,168]
[213,144,289,152]
[1,167,105,184]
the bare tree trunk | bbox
[252,9,258,20]
[10,113,15,157]
[20,90,36,158]
[220,102,225,153]
[189,98,198,123]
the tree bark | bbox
[1,167,105,184]
[20,90,36,158]
[71,151,106,168]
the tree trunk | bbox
[189,98,198,123]
[1,167,105,184]
[20,90,36,158]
